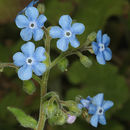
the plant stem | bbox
[50,45,92,69]
[36,27,51,130]
[0,63,18,69]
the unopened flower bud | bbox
[67,115,76,124]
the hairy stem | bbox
[36,27,51,130]
[50,45,92,69]
[0,63,18,69]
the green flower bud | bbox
[43,101,58,118]
[80,55,92,68]
[64,100,82,116]
[87,32,97,42]
[37,4,45,14]
[48,110,67,126]
[58,58,69,72]
[23,80,36,95]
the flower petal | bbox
[33,28,44,41]
[88,104,97,115]
[102,101,114,111]
[18,65,32,80]
[15,15,29,28]
[57,38,69,52]
[34,47,46,62]
[92,42,99,55]
[96,52,106,65]
[50,26,63,38]
[21,42,35,56]
[59,15,72,29]
[103,34,110,46]
[37,14,47,27]
[25,7,39,21]
[97,30,102,43]
[99,115,106,125]
[77,104,83,109]
[90,114,99,127]
[71,23,85,35]
[20,28,33,41]
[69,36,80,48]
[32,62,46,76]
[92,93,104,106]
[13,52,26,67]
[80,99,90,108]
[103,48,112,61]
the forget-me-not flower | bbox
[19,0,39,14]
[92,30,112,65]
[50,15,85,52]
[13,42,46,80]
[15,7,47,41]
[88,93,114,127]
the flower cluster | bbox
[11,0,114,129]
[78,93,114,127]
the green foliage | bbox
[0,92,24,120]
[115,98,130,121]
[66,61,128,117]
[23,80,36,95]
[45,0,74,25]
[73,0,124,43]
[7,107,37,129]
[52,119,124,130]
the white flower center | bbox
[26,57,34,65]
[99,43,105,52]
[65,31,72,38]
[29,22,36,29]
[97,107,104,115]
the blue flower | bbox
[15,7,47,41]
[19,0,39,14]
[13,42,46,80]
[92,30,112,65]
[50,15,85,52]
[78,96,92,109]
[88,93,114,127]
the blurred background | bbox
[0,0,130,130]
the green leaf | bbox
[23,80,36,95]
[66,61,129,117]
[7,107,37,129]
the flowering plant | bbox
[0,1,114,130]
